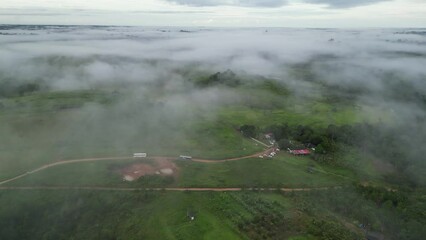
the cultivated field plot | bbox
[0,189,360,240]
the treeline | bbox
[267,123,423,166]
[232,192,358,240]
[197,70,241,87]
[265,124,332,152]
[297,186,426,240]
[241,121,425,186]
[0,78,46,98]
[356,185,408,209]
[262,123,341,156]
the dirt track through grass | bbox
[0,140,346,190]
[0,186,343,192]
[0,146,274,186]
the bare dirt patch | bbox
[119,158,178,182]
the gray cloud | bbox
[166,0,391,8]
[1,26,425,187]
[165,0,288,7]
[303,0,392,8]
[130,10,212,14]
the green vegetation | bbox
[0,190,365,240]
[0,92,263,181]
[239,124,257,138]
[196,70,241,87]
[6,154,351,188]
[1,66,425,240]
[0,190,242,240]
[262,120,426,188]
[293,186,426,240]
[177,155,352,188]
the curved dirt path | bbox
[0,148,274,186]
[191,148,274,163]
[0,157,135,186]
[0,148,346,193]
[0,186,342,192]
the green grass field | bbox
[5,152,356,188]
[177,155,352,188]
[217,103,389,129]
[0,88,386,191]
[1,189,346,240]
[0,187,367,240]
[0,84,390,182]
[0,190,246,239]
[0,96,264,182]
[0,83,397,240]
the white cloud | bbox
[0,0,425,27]
[165,0,288,7]
[300,0,391,8]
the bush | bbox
[240,125,257,138]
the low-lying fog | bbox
[0,25,425,183]
[1,26,425,88]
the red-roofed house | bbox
[290,149,311,155]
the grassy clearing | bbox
[332,147,397,187]
[177,155,350,188]
[167,121,264,160]
[0,190,257,240]
[0,100,263,181]
[6,152,353,188]
[0,122,263,182]
[0,190,244,239]
[216,82,393,129]
[217,102,386,130]
[4,159,136,187]
[0,85,388,182]
[0,90,116,114]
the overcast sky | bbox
[0,0,425,27]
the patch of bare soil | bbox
[119,158,178,182]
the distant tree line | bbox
[0,78,46,98]
[197,70,241,87]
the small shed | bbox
[179,155,192,160]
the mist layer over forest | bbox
[1,25,425,181]
[0,25,425,239]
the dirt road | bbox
[0,148,274,186]
[0,147,346,193]
[0,157,135,186]
[0,186,342,192]
[190,148,275,163]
